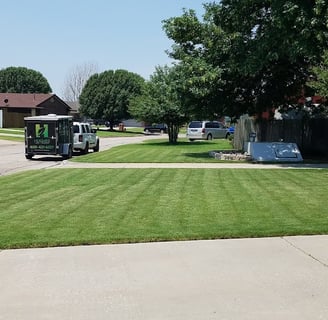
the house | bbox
[65,101,81,120]
[0,93,71,128]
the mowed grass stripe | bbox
[72,139,232,163]
[0,168,328,248]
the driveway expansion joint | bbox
[282,237,328,269]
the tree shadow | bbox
[182,152,213,159]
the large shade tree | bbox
[79,69,145,130]
[163,1,328,117]
[0,66,52,93]
[129,65,190,143]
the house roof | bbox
[0,93,56,109]
[65,101,80,113]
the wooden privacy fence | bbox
[234,118,328,156]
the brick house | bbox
[0,93,71,128]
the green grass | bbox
[0,128,24,134]
[0,135,24,142]
[1,168,327,249]
[73,138,233,163]
[0,128,24,142]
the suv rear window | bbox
[188,121,202,128]
[73,125,79,133]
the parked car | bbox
[186,120,229,141]
[144,123,168,134]
[227,125,235,135]
[73,122,99,154]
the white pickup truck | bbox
[73,122,99,154]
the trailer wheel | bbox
[63,146,73,160]
[68,145,73,158]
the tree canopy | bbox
[308,50,328,98]
[0,66,52,93]
[79,69,144,130]
[162,1,328,118]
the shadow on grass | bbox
[182,152,214,159]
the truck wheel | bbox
[93,140,100,152]
[83,142,89,154]
[25,154,33,160]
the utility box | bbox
[24,114,73,160]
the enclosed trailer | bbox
[24,114,73,160]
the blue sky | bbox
[1,0,206,97]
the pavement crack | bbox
[282,237,328,269]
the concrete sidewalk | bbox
[1,236,327,319]
[58,160,328,170]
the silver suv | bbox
[186,121,229,141]
[73,122,99,154]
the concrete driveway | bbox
[0,236,327,319]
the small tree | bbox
[0,66,51,93]
[62,62,99,102]
[79,69,144,130]
[129,65,189,143]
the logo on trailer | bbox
[35,124,49,138]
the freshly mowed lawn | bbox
[72,139,233,163]
[1,168,327,249]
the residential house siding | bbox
[0,93,71,128]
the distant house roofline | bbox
[0,93,71,110]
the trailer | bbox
[24,114,73,160]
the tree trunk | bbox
[167,124,179,143]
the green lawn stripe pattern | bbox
[72,139,233,163]
[0,168,327,248]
